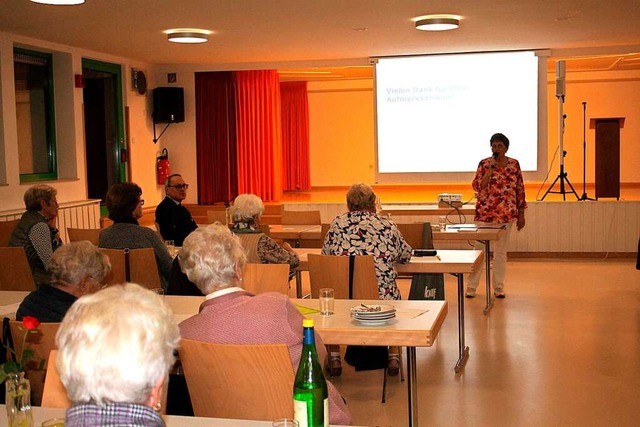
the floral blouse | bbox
[472,156,527,223]
[322,211,412,300]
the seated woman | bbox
[230,193,299,273]
[99,182,172,290]
[9,184,63,286]
[323,183,412,376]
[56,284,180,426]
[178,224,351,425]
[16,241,111,322]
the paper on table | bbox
[0,302,20,316]
[294,304,320,315]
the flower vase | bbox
[5,372,34,427]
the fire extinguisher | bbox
[157,148,170,185]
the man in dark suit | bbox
[155,174,197,246]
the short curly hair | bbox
[106,183,142,222]
[48,241,111,286]
[24,184,57,211]
[490,133,510,149]
[231,194,264,225]
[346,183,377,212]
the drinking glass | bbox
[164,240,176,256]
[42,418,65,427]
[319,288,335,315]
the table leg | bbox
[482,240,494,315]
[406,346,418,427]
[454,273,470,373]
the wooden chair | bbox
[41,350,71,409]
[243,263,290,295]
[396,223,426,250]
[99,248,161,289]
[0,219,19,246]
[307,254,379,300]
[0,247,36,291]
[307,254,401,402]
[206,210,228,224]
[179,339,294,421]
[281,210,321,225]
[66,227,100,245]
[9,321,61,406]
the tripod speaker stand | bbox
[578,101,595,201]
[542,60,579,201]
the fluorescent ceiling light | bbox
[415,16,460,31]
[31,0,85,4]
[167,31,209,44]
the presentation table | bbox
[293,248,483,374]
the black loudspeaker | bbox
[153,87,184,123]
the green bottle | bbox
[293,318,329,427]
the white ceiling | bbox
[1,0,640,74]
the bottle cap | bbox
[302,318,314,328]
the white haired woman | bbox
[178,224,351,425]
[230,193,299,272]
[16,241,111,322]
[56,284,180,426]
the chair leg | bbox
[381,365,388,403]
[399,348,405,382]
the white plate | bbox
[353,317,395,326]
[350,304,396,315]
[353,312,396,320]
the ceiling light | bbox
[30,0,85,4]
[167,31,209,44]
[415,16,460,31]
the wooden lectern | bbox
[589,117,624,200]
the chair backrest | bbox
[206,210,228,224]
[243,263,290,295]
[320,223,330,244]
[9,321,61,406]
[99,248,161,289]
[396,222,433,249]
[308,254,379,300]
[66,228,100,245]
[281,210,321,225]
[41,350,71,409]
[180,339,294,421]
[0,219,19,247]
[0,247,36,291]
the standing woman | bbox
[466,133,527,298]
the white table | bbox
[0,405,353,426]
[293,249,483,374]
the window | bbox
[14,48,57,181]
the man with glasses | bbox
[155,174,197,246]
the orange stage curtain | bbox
[195,72,238,204]
[280,81,310,191]
[234,70,283,202]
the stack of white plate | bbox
[350,304,396,325]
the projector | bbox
[438,193,463,208]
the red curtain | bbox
[195,72,237,204]
[280,81,310,190]
[234,70,283,202]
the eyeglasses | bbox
[138,199,145,206]
[169,184,189,190]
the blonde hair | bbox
[56,284,180,405]
[178,223,247,294]
[24,184,57,211]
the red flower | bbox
[22,316,41,330]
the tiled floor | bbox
[294,258,640,427]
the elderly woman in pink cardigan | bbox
[178,224,351,425]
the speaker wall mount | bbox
[152,87,185,144]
